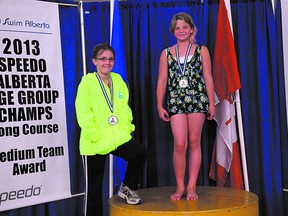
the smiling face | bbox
[169,12,198,43]
[92,49,115,76]
[173,19,193,42]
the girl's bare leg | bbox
[170,114,188,200]
[186,113,205,200]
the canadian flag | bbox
[209,0,244,189]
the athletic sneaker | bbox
[117,183,142,205]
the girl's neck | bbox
[97,72,110,85]
[176,41,192,55]
[177,40,191,47]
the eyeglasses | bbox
[96,57,115,62]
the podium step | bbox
[108,186,258,216]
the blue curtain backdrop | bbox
[231,0,287,215]
[82,2,110,72]
[1,0,287,216]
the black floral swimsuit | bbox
[166,44,209,116]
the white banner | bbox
[0,0,71,211]
[281,0,288,129]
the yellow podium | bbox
[108,186,258,216]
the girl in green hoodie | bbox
[75,43,147,216]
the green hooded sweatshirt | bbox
[75,72,135,155]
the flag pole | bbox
[79,1,86,75]
[109,0,115,198]
[235,90,249,191]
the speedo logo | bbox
[0,185,42,205]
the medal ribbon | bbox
[95,73,114,113]
[176,42,192,76]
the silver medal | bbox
[108,116,118,125]
[179,77,188,88]
[176,43,192,88]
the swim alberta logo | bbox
[0,17,50,29]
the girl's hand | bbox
[158,107,170,122]
[207,105,216,120]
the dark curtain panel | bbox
[60,4,84,197]
[82,2,110,72]
[232,0,287,215]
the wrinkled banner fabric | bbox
[0,0,71,211]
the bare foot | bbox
[170,189,184,200]
[186,188,198,200]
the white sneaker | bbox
[117,183,142,205]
